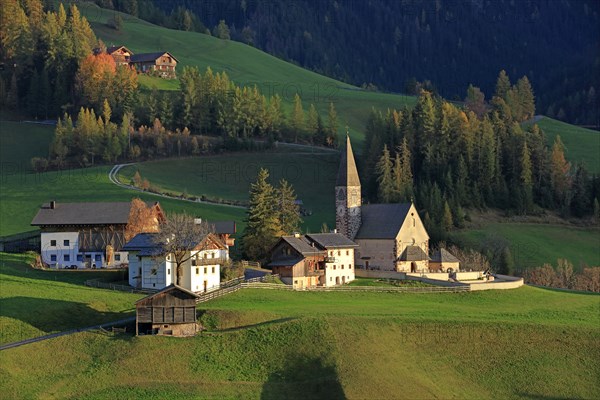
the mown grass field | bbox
[0,165,245,238]
[0,121,54,169]
[79,2,417,148]
[0,253,598,399]
[117,146,339,232]
[526,116,600,173]
[454,222,600,269]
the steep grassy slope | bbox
[0,165,245,237]
[79,2,416,148]
[526,116,600,173]
[0,121,54,169]
[1,255,598,400]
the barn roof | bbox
[279,235,322,256]
[135,284,199,305]
[336,135,361,187]
[130,51,178,63]
[124,232,225,256]
[306,233,358,249]
[107,45,133,54]
[31,201,139,226]
[398,245,430,261]
[430,248,460,263]
[354,203,412,239]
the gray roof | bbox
[430,248,460,263]
[123,232,220,256]
[336,136,361,187]
[280,235,322,256]
[135,284,199,305]
[268,257,304,267]
[354,203,412,239]
[211,221,236,235]
[31,202,135,226]
[306,233,358,249]
[130,51,178,63]
[107,45,132,54]
[398,246,430,261]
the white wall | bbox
[324,248,355,286]
[41,232,128,269]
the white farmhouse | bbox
[31,200,163,269]
[124,232,228,293]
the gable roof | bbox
[107,45,133,54]
[305,233,358,249]
[398,245,430,261]
[354,203,412,239]
[336,135,361,187]
[130,51,178,63]
[124,232,225,256]
[31,201,135,226]
[135,284,199,305]
[279,235,322,256]
[430,248,460,263]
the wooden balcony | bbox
[192,257,227,266]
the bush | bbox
[107,15,123,31]
[31,157,48,172]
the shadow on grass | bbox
[260,356,345,400]
[204,317,299,334]
[0,296,133,335]
[0,252,127,286]
[516,392,582,400]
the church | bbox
[335,136,431,272]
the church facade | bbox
[335,136,430,272]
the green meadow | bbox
[525,116,600,173]
[454,222,600,269]
[0,121,54,169]
[0,253,598,399]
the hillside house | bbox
[135,284,200,336]
[31,201,164,269]
[106,45,133,66]
[124,232,228,292]
[336,136,458,273]
[268,233,358,289]
[129,51,178,78]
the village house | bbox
[135,284,200,336]
[335,136,458,273]
[129,51,178,78]
[106,45,133,66]
[268,233,358,289]
[31,200,163,269]
[124,231,228,293]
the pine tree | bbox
[392,137,413,202]
[520,141,533,214]
[376,145,394,203]
[593,198,600,224]
[290,93,304,142]
[327,102,338,146]
[277,179,302,234]
[570,163,590,217]
[242,168,282,261]
[549,135,571,207]
[307,103,319,142]
[516,76,535,121]
[495,70,511,100]
[442,200,453,232]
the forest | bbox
[98,0,599,127]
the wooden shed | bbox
[135,284,200,336]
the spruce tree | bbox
[550,135,571,206]
[242,168,282,261]
[495,70,511,100]
[442,201,453,232]
[306,103,319,142]
[376,145,394,203]
[520,141,533,214]
[277,179,302,234]
[291,93,304,142]
[327,102,338,146]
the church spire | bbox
[336,134,361,187]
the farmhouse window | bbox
[167,269,170,274]
[333,265,336,270]
[77,254,83,261]
[115,254,121,261]
[349,264,352,269]
[50,254,56,261]
[212,253,215,258]
[95,254,101,261]
[346,250,349,256]
[212,267,215,274]
[64,254,70,262]
[341,265,344,269]
[204,267,207,274]
[196,268,199,275]
[338,251,341,256]
[64,239,70,246]
[50,240,56,246]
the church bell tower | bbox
[335,135,361,239]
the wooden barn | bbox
[135,284,200,336]
[129,51,178,78]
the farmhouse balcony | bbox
[307,268,325,276]
[192,257,227,266]
[325,256,337,263]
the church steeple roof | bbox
[336,135,361,187]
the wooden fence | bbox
[84,279,157,294]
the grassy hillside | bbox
[1,253,598,399]
[454,222,600,269]
[79,2,416,148]
[526,116,600,173]
[0,121,54,169]
[0,165,245,238]
[117,146,339,232]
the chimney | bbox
[50,201,56,210]
[333,228,337,234]
[194,218,202,225]
[294,232,301,238]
